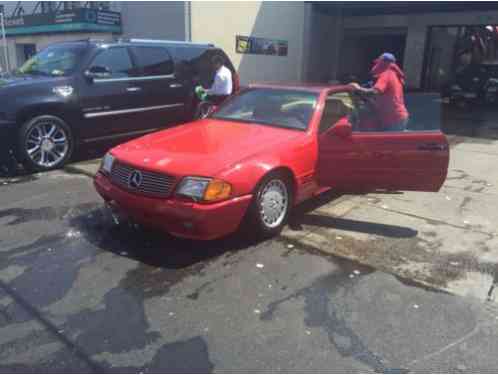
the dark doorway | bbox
[338,30,407,83]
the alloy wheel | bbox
[258,179,289,229]
[25,120,69,168]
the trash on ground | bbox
[381,205,389,209]
[353,270,361,275]
[169,312,175,317]
[306,330,311,335]
[287,244,294,249]
[254,309,261,314]
[463,220,470,225]
[413,304,419,309]
[256,263,264,269]
[268,284,272,289]
[349,274,355,279]
[445,196,452,201]
[450,261,460,266]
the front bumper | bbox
[94,172,253,240]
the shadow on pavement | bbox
[298,214,418,239]
[68,204,261,271]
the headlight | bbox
[101,153,115,174]
[176,177,232,202]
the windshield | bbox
[212,88,318,130]
[17,45,86,77]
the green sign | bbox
[4,8,121,36]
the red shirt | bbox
[373,70,409,127]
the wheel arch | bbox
[16,103,73,128]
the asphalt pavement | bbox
[2,169,498,373]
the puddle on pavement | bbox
[259,264,411,373]
[0,203,96,226]
[281,220,498,302]
[0,174,38,186]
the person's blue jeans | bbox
[384,117,409,132]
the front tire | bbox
[248,172,292,238]
[18,115,74,172]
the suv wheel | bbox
[248,172,292,238]
[18,115,74,172]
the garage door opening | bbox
[337,29,407,83]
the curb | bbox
[279,232,452,296]
[63,164,97,178]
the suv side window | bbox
[132,46,174,77]
[90,47,134,78]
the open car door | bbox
[316,93,449,193]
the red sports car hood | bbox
[111,119,303,177]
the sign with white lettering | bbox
[4,8,121,36]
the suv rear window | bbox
[132,46,174,77]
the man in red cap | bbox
[350,52,409,131]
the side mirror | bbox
[85,65,111,81]
[330,120,352,138]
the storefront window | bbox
[424,25,498,90]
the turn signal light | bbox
[203,179,232,202]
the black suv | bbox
[0,38,238,172]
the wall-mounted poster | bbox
[236,35,288,56]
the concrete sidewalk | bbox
[64,159,100,177]
[66,137,498,302]
[282,138,498,302]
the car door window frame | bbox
[86,46,137,83]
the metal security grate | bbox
[110,161,176,198]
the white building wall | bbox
[190,1,306,85]
[119,1,186,41]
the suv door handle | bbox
[126,87,141,92]
[417,143,448,151]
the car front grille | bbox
[110,161,176,198]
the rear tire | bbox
[247,172,293,238]
[18,115,74,172]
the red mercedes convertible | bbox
[94,84,449,240]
